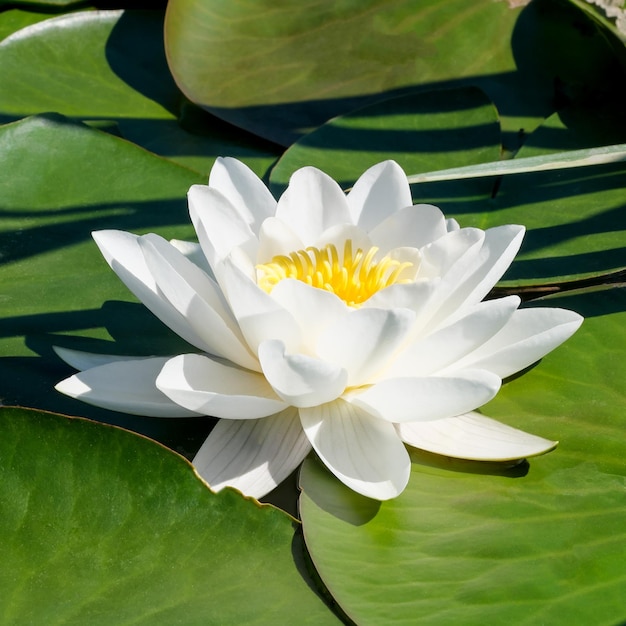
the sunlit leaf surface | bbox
[300,286,626,626]
[0,407,339,625]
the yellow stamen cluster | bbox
[256,241,413,307]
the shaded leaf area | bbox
[271,89,626,287]
[300,285,626,626]
[461,113,626,285]
[0,114,214,449]
[164,0,622,146]
[0,407,340,625]
[0,9,279,176]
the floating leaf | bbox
[0,407,340,624]
[0,10,278,176]
[165,0,562,145]
[0,114,208,447]
[300,285,626,625]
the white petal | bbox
[397,411,557,460]
[369,204,448,251]
[219,257,301,354]
[156,354,287,418]
[269,279,349,353]
[446,217,460,232]
[258,340,347,408]
[55,357,200,417]
[313,222,372,252]
[317,307,415,386]
[439,225,525,317]
[256,217,303,262]
[363,279,438,314]
[417,227,484,280]
[53,346,148,371]
[193,408,311,499]
[449,307,583,378]
[275,166,352,245]
[92,230,213,352]
[384,296,521,378]
[300,399,410,500]
[348,369,502,423]
[139,234,258,370]
[188,184,258,270]
[168,239,213,277]
[346,160,412,231]
[208,157,276,233]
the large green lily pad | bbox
[0,10,278,176]
[300,285,626,625]
[164,0,622,146]
[0,407,339,625]
[0,114,209,447]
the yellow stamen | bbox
[256,241,414,307]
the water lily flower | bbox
[55,158,582,500]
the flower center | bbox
[256,241,413,307]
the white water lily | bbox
[56,158,582,500]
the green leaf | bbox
[454,113,626,285]
[0,407,340,625]
[165,0,561,146]
[0,10,278,176]
[0,9,53,42]
[300,285,626,625]
[0,114,211,448]
[270,86,501,208]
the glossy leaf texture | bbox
[0,407,339,625]
[271,92,626,286]
[0,10,279,176]
[164,0,623,146]
[300,285,626,626]
[0,114,212,450]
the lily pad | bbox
[272,98,626,287]
[164,0,557,145]
[0,114,209,447]
[0,10,278,176]
[300,285,626,625]
[0,406,339,625]
[269,86,501,204]
[460,113,626,285]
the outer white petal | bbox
[317,307,415,386]
[258,340,347,408]
[53,346,148,371]
[168,239,213,277]
[369,204,448,251]
[55,357,201,417]
[300,399,410,500]
[383,296,521,379]
[139,234,258,370]
[346,160,412,231]
[193,408,311,499]
[188,184,258,270]
[219,257,301,353]
[348,369,502,423]
[208,157,277,233]
[438,224,525,318]
[92,230,214,352]
[269,279,349,353]
[275,166,352,245]
[156,354,287,418]
[448,307,584,378]
[397,411,557,461]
